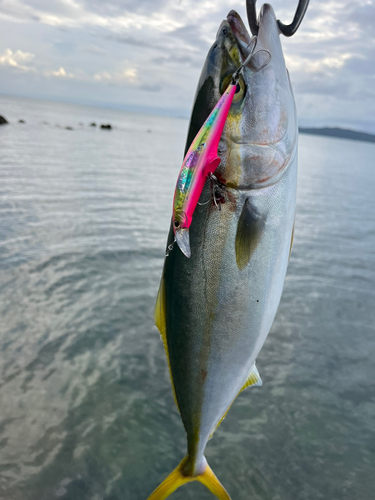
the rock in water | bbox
[0,115,8,125]
[100,124,112,130]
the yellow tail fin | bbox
[147,456,231,500]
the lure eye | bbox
[220,74,246,103]
[174,220,180,228]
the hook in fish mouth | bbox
[246,0,310,37]
[175,228,191,258]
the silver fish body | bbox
[149,4,297,499]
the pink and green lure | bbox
[172,81,238,258]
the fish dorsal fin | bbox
[235,199,266,270]
[154,277,180,412]
[209,363,262,438]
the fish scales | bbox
[163,157,296,456]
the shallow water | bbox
[0,94,374,500]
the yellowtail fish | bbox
[148,1,309,498]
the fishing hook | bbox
[208,173,227,211]
[232,35,271,82]
[166,238,176,257]
[246,0,310,37]
[232,36,258,82]
[197,174,227,209]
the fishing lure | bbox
[171,80,237,258]
[170,37,270,258]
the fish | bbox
[147,2,305,499]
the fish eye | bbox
[222,27,228,36]
[220,74,246,103]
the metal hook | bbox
[166,238,176,257]
[208,173,227,211]
[232,36,257,82]
[246,0,310,37]
[232,36,271,82]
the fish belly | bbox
[162,154,296,459]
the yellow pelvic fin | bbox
[147,457,232,500]
[209,363,262,438]
[240,363,263,391]
[154,277,179,412]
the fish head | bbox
[184,18,247,156]
[224,4,298,188]
[186,5,297,190]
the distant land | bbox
[299,127,375,143]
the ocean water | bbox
[0,94,374,500]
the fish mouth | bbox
[227,9,272,70]
[227,10,252,59]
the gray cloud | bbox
[166,23,210,51]
[79,0,170,17]
[350,3,375,29]
[104,34,159,49]
[0,0,374,132]
[139,83,162,92]
[153,54,202,68]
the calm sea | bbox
[0,94,374,500]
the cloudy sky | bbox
[1,0,374,132]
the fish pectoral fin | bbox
[235,199,266,270]
[154,277,180,412]
[147,456,232,500]
[240,363,263,391]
